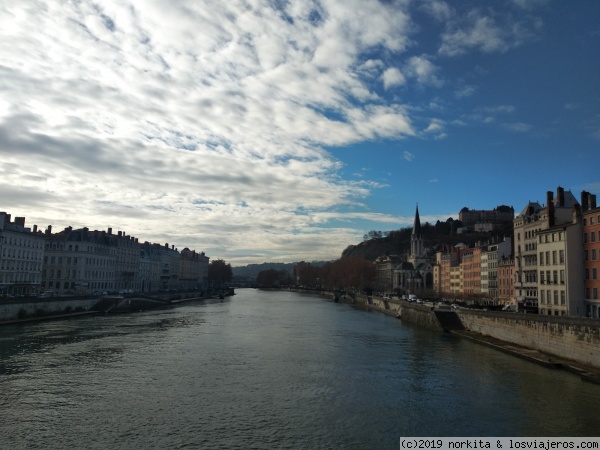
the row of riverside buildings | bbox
[374,186,600,319]
[0,212,209,298]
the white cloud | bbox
[382,67,406,90]
[0,0,423,264]
[421,1,454,22]
[438,9,540,56]
[404,55,443,86]
[503,122,532,132]
[403,151,415,162]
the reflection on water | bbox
[1,290,599,449]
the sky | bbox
[1,0,599,266]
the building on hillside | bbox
[0,213,45,297]
[581,191,600,318]
[514,186,579,312]
[459,205,515,228]
[537,209,584,316]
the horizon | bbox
[1,1,599,266]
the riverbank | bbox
[0,291,229,325]
[331,291,600,384]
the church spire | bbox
[412,204,422,238]
[410,203,423,261]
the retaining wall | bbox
[458,310,600,369]
[0,298,100,321]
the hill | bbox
[232,261,328,279]
[342,219,514,261]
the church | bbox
[374,205,434,295]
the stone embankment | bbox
[334,292,600,383]
[0,292,211,324]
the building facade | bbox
[581,191,600,318]
[0,213,45,297]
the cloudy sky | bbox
[1,1,599,265]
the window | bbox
[560,270,565,284]
[553,270,558,283]
[594,288,599,300]
[540,271,545,284]
[586,287,591,298]
[583,233,588,243]
[539,253,544,265]
[586,269,590,280]
[559,250,564,264]
[585,250,589,261]
[592,231,597,243]
[592,217,596,225]
[554,291,558,305]
[593,268,598,280]
[552,251,557,265]
[593,249,597,261]
[561,291,565,305]
[546,252,550,265]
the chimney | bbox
[547,191,555,227]
[591,194,597,210]
[33,224,38,233]
[557,186,565,207]
[581,191,590,211]
[172,244,175,250]
[573,204,581,223]
[15,217,25,227]
[108,227,112,234]
[118,231,122,237]
[46,225,52,235]
[165,243,169,248]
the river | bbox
[1,289,599,449]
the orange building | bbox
[582,191,600,318]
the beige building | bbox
[537,215,584,316]
[514,187,578,311]
[0,213,45,297]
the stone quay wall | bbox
[457,310,600,369]
[0,298,101,321]
[345,293,600,368]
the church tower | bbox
[409,204,423,264]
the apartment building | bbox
[514,187,578,310]
[581,191,600,318]
[110,229,140,292]
[42,226,117,295]
[138,243,162,293]
[462,246,483,296]
[0,213,45,297]
[498,256,515,305]
[179,248,209,291]
[537,215,584,316]
[481,238,512,303]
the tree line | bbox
[255,256,376,292]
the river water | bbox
[1,289,599,449]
